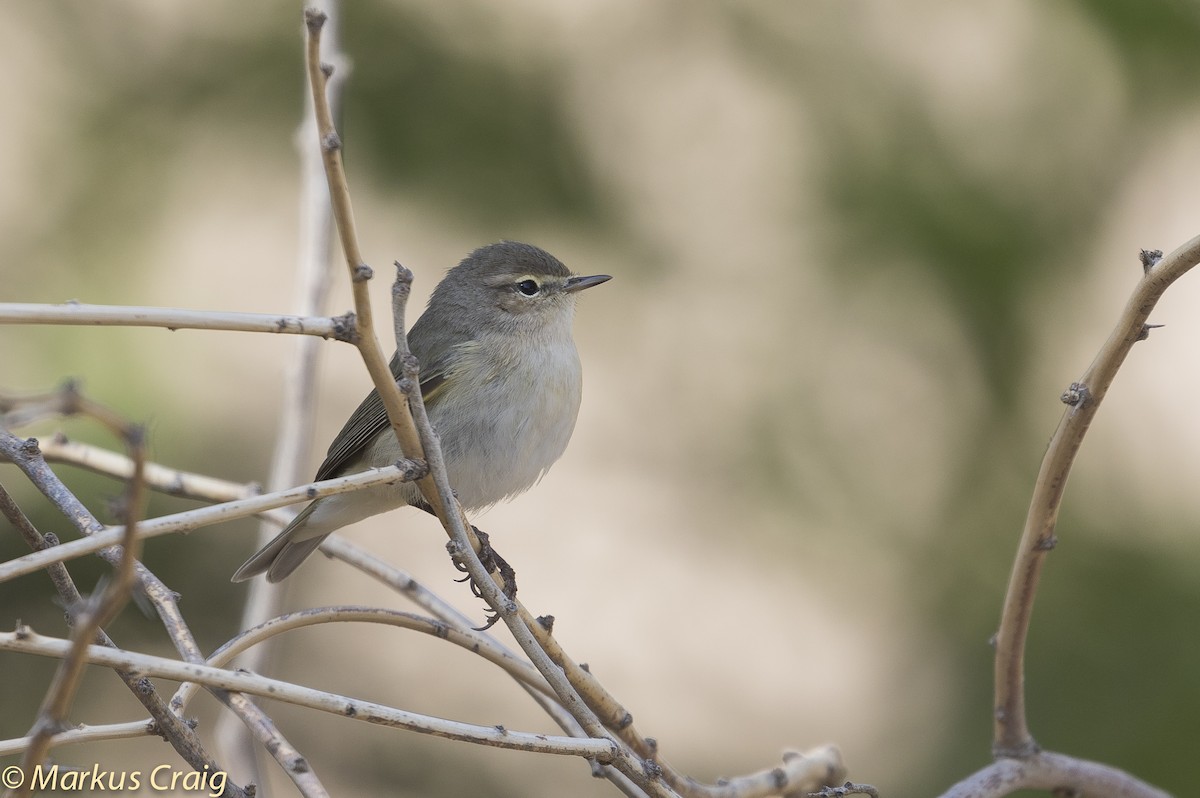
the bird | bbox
[232,241,610,583]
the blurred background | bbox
[2,1,1200,796]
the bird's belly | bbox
[434,353,582,509]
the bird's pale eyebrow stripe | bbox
[484,273,539,289]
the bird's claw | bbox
[452,526,517,631]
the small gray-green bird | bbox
[233,241,610,583]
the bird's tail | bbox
[231,502,331,583]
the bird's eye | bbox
[515,279,541,297]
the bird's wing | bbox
[314,350,453,481]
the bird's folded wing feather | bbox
[314,351,452,481]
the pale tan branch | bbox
[0,430,250,797]
[0,721,154,757]
[936,750,1171,798]
[0,628,620,761]
[321,535,480,629]
[29,434,259,503]
[0,463,419,584]
[222,0,346,784]
[14,401,147,796]
[319,538,605,762]
[993,235,1200,756]
[171,606,557,712]
[0,302,351,340]
[723,746,846,798]
[301,11,669,795]
[214,691,329,798]
[302,10,429,492]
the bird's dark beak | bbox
[564,274,612,293]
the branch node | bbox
[395,457,429,482]
[319,61,334,79]
[1059,382,1090,407]
[992,738,1041,758]
[1139,248,1163,273]
[1034,534,1058,551]
[536,614,555,633]
[392,268,414,314]
[303,7,327,32]
[400,353,421,381]
[59,378,82,413]
[1137,323,1165,342]
[393,260,414,287]
[351,262,373,283]
[321,131,342,152]
[330,311,358,343]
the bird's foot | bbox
[453,526,518,631]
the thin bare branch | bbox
[936,750,1171,798]
[0,462,422,584]
[221,3,345,783]
[172,606,557,712]
[0,720,154,757]
[303,9,430,491]
[15,402,147,795]
[0,627,621,761]
[0,484,238,790]
[214,691,329,798]
[0,394,249,797]
[27,433,258,502]
[0,302,352,341]
[993,233,1200,756]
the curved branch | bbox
[170,606,557,712]
[937,750,1171,798]
[993,235,1200,756]
[0,628,619,762]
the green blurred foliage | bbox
[339,9,612,228]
